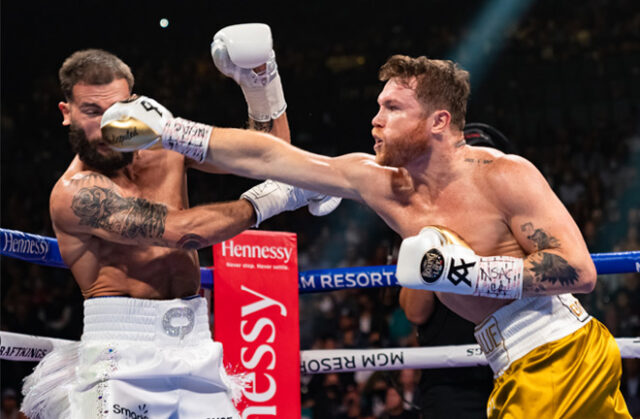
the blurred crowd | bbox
[2,0,639,417]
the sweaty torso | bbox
[367,146,524,324]
[52,150,200,299]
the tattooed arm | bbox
[50,172,255,256]
[490,156,597,296]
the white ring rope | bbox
[2,331,638,374]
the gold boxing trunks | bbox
[475,294,631,418]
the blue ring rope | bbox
[2,228,638,293]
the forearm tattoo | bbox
[71,186,167,240]
[249,119,274,133]
[520,223,578,294]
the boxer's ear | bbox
[430,110,451,134]
[59,101,71,126]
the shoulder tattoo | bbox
[71,186,167,240]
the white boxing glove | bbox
[100,96,172,151]
[241,180,341,227]
[308,195,342,217]
[211,23,286,122]
[213,23,273,71]
[101,96,213,163]
[396,226,524,299]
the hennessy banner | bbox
[214,230,300,418]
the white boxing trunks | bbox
[22,296,241,419]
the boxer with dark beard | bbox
[21,47,339,419]
[68,124,133,174]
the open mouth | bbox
[373,136,382,152]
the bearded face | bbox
[372,78,433,168]
[69,124,133,174]
[374,122,430,167]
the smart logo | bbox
[112,403,148,419]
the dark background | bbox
[2,1,639,417]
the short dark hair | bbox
[379,55,470,130]
[59,49,134,100]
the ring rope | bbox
[1,331,638,373]
[2,228,638,292]
[2,229,638,373]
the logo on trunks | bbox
[447,258,475,287]
[474,316,506,357]
[420,249,444,283]
[558,295,590,322]
[112,403,148,419]
[162,307,195,338]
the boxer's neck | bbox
[404,134,466,191]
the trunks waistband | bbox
[82,295,211,345]
[474,294,591,377]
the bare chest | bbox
[118,152,188,208]
[380,184,514,256]
[65,151,199,298]
[372,180,523,323]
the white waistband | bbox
[474,294,592,377]
[82,296,212,345]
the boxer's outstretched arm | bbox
[101,95,395,202]
[205,126,383,202]
[50,172,255,256]
[492,155,597,296]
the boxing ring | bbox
[2,227,639,370]
[2,227,639,416]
